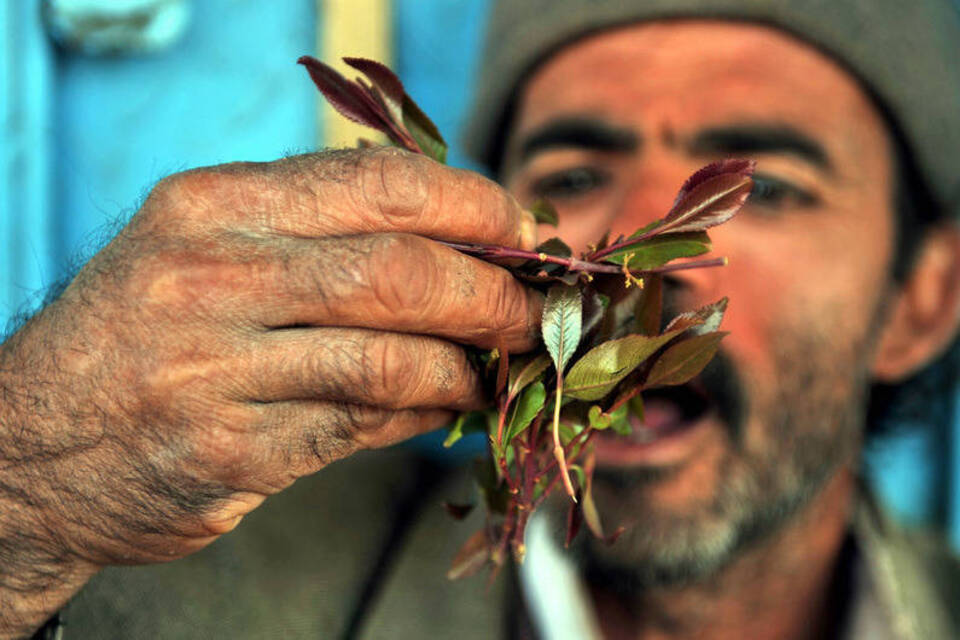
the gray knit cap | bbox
[463,0,960,219]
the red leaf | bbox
[671,158,756,209]
[297,56,386,131]
[442,502,475,520]
[663,297,728,335]
[447,529,491,580]
[344,57,406,120]
[663,173,754,234]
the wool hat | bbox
[463,0,960,219]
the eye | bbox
[529,166,611,200]
[748,173,819,209]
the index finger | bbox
[186,148,538,250]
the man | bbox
[2,0,959,638]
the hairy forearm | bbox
[0,329,98,639]
[0,499,98,639]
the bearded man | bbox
[3,0,960,639]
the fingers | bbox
[244,233,544,352]
[237,327,486,410]
[159,148,538,249]
[249,401,454,479]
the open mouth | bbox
[597,381,716,453]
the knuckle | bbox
[484,276,529,335]
[147,165,258,227]
[453,168,521,242]
[365,234,439,313]
[359,148,433,227]
[366,335,422,407]
[192,423,251,471]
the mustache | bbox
[696,348,748,445]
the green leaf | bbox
[402,94,447,163]
[558,420,585,445]
[505,382,546,443]
[602,231,711,268]
[536,237,572,257]
[644,331,727,388]
[542,285,583,374]
[568,465,587,490]
[587,405,611,430]
[610,404,633,436]
[443,411,487,448]
[582,486,605,539]
[563,330,683,401]
[507,353,551,400]
[529,199,559,226]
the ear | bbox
[872,224,960,382]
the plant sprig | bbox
[300,55,755,581]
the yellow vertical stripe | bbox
[317,0,393,148]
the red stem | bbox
[440,241,726,276]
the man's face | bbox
[502,21,897,586]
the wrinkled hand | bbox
[0,148,540,576]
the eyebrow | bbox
[518,117,639,163]
[688,123,833,173]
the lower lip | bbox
[593,403,717,467]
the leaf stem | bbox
[440,241,726,276]
[552,377,577,502]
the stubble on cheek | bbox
[561,306,879,589]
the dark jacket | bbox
[55,449,960,639]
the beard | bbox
[550,306,880,592]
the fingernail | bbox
[520,210,538,250]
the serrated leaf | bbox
[343,57,405,124]
[529,199,559,226]
[448,529,490,580]
[644,331,727,388]
[663,297,728,336]
[542,285,582,374]
[402,94,447,163]
[635,274,662,336]
[507,353,551,400]
[298,56,386,130]
[662,172,753,234]
[602,231,711,268]
[563,330,684,401]
[671,158,756,209]
[505,382,546,443]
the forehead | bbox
[513,20,889,168]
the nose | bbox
[608,163,683,239]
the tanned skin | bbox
[503,21,960,640]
